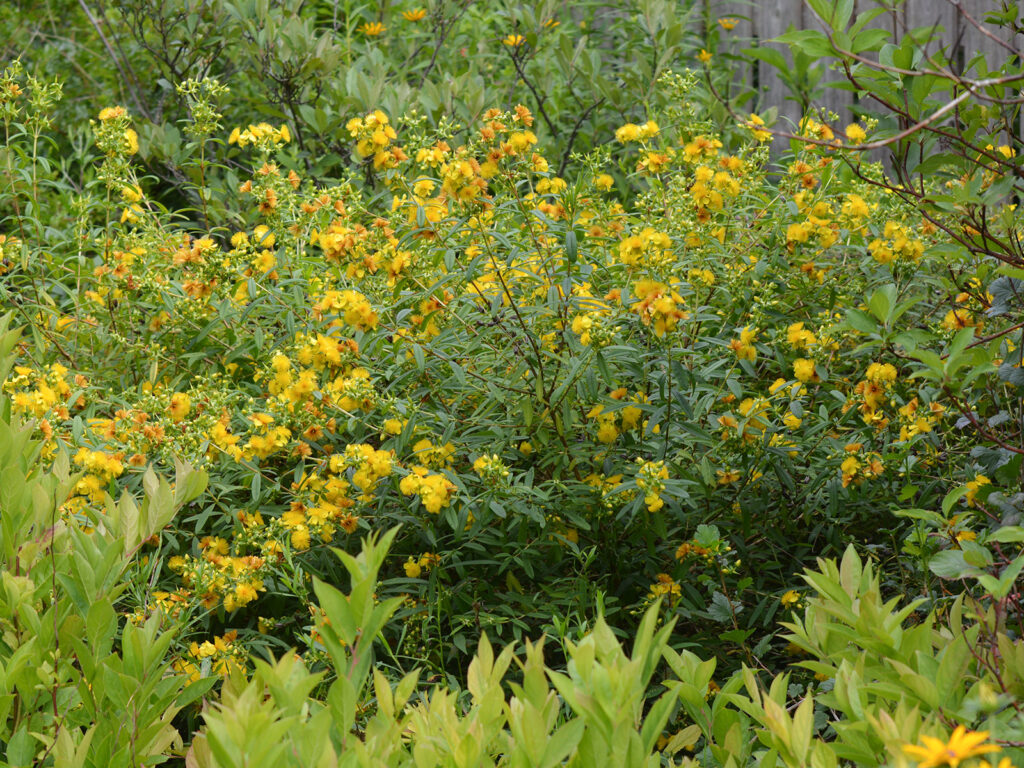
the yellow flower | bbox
[866,361,897,384]
[845,123,867,145]
[615,123,641,143]
[503,34,526,46]
[716,469,740,485]
[902,726,999,767]
[596,420,618,444]
[402,8,427,21]
[718,17,738,30]
[746,113,771,142]
[780,590,800,608]
[697,49,712,64]
[97,106,126,121]
[233,583,259,607]
[793,358,817,383]
[253,224,275,248]
[404,557,423,578]
[979,759,1014,768]
[965,475,991,507]
[168,392,191,422]
[360,21,386,36]
[728,327,758,362]
[648,573,681,601]
[291,527,311,550]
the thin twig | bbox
[76,0,150,120]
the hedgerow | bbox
[1,0,1024,766]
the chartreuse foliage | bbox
[161,533,1024,767]
[0,316,212,766]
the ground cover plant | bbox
[1,0,1024,765]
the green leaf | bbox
[846,309,877,334]
[929,550,984,580]
[994,554,1024,599]
[988,526,1024,543]
[942,485,968,516]
[867,284,896,324]
[87,599,116,651]
[565,229,578,264]
[6,726,36,766]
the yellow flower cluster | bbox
[174,631,247,682]
[728,327,758,362]
[96,106,138,155]
[5,363,76,420]
[473,453,510,483]
[228,122,291,149]
[897,397,944,442]
[403,551,440,578]
[839,443,884,488]
[169,537,268,612]
[868,220,925,264]
[635,458,669,512]
[340,443,394,501]
[618,228,672,268]
[346,110,403,168]
[399,467,457,514]
[632,279,688,337]
[615,120,659,143]
[690,165,740,214]
[313,289,379,331]
[647,573,681,602]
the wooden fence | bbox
[702,0,1020,127]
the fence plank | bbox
[710,0,757,107]
[755,0,805,130]
[701,0,1019,131]
[803,2,855,124]
[904,0,959,68]
[957,0,1016,69]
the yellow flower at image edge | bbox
[979,760,1015,768]
[902,726,999,768]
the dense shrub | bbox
[1,0,1023,765]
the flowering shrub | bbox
[2,0,1024,764]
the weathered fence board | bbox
[698,0,1020,125]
